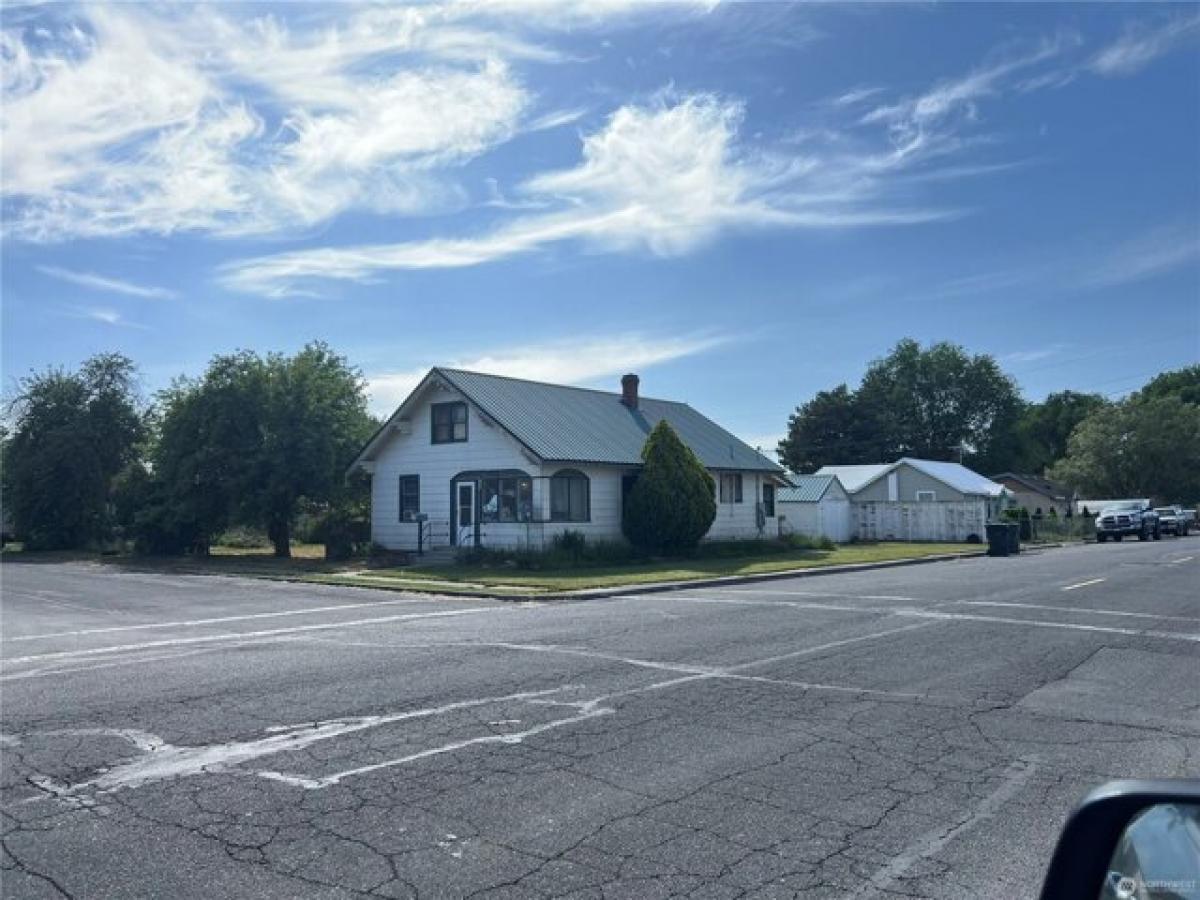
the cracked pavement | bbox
[2,539,1198,898]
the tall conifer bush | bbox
[622,421,716,554]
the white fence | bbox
[854,500,987,543]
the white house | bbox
[349,368,787,551]
[816,458,1008,542]
[776,475,853,542]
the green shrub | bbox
[216,526,271,549]
[448,533,838,571]
[552,529,587,562]
[622,421,716,554]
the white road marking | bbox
[0,607,504,666]
[1062,578,1106,591]
[259,702,613,789]
[898,609,1200,643]
[960,601,1200,623]
[18,623,945,800]
[846,759,1038,900]
[723,622,935,670]
[672,594,1200,643]
[0,647,236,682]
[668,595,894,615]
[24,687,576,798]
[1169,556,1194,565]
[697,588,918,602]
[5,596,447,642]
[294,622,936,683]
[263,626,943,790]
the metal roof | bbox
[901,458,1006,497]
[777,475,837,503]
[424,368,782,472]
[814,464,893,493]
[816,458,1006,497]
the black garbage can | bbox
[1008,521,1021,555]
[986,523,1010,557]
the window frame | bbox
[478,474,533,524]
[719,472,743,504]
[550,469,590,523]
[915,490,937,502]
[398,474,420,521]
[762,483,775,518]
[431,401,468,444]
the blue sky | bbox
[2,2,1198,453]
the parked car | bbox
[1154,506,1191,537]
[1095,501,1160,542]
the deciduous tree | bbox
[1048,395,1200,502]
[3,354,144,549]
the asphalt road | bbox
[2,539,1198,899]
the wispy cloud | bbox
[1089,13,1200,76]
[999,343,1070,365]
[61,305,149,330]
[222,92,958,296]
[37,265,177,299]
[917,222,1199,301]
[3,4,711,242]
[829,86,883,107]
[862,34,1077,146]
[1079,223,1200,289]
[527,107,588,131]
[364,331,726,415]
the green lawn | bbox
[2,541,981,596]
[0,543,338,576]
[341,542,979,593]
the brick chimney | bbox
[620,373,639,409]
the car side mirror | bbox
[1039,780,1200,900]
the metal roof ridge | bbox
[433,366,689,407]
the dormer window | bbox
[432,401,468,444]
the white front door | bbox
[456,482,476,546]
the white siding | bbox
[777,498,853,543]
[854,500,987,542]
[707,471,779,540]
[368,383,536,550]
[366,383,778,550]
[487,464,627,549]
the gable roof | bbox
[816,458,1006,497]
[354,367,782,474]
[777,474,839,503]
[902,459,1006,497]
[812,464,893,494]
[989,472,1071,501]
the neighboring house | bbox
[349,368,787,551]
[989,473,1074,517]
[815,458,1008,542]
[776,475,853,543]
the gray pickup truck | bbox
[1155,506,1194,536]
[1095,500,1160,542]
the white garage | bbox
[776,475,854,543]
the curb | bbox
[528,550,988,603]
[309,549,989,603]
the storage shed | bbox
[776,475,853,543]
[816,458,1007,542]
